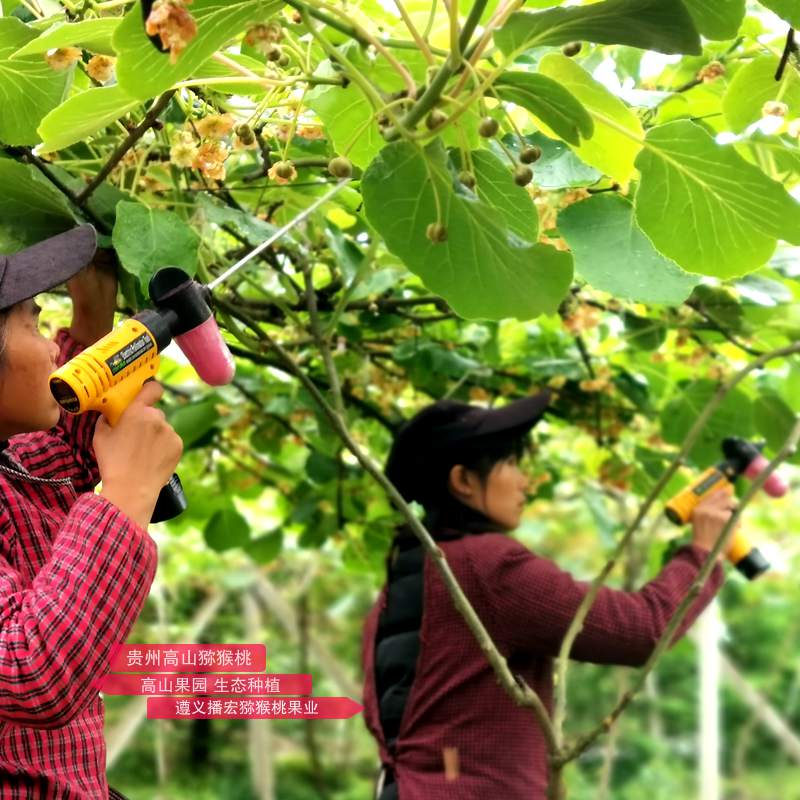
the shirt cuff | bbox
[671,542,725,584]
[59,491,158,583]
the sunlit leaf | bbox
[634,120,800,277]
[362,140,572,320]
[494,0,700,56]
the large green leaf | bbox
[558,194,698,304]
[244,530,283,564]
[306,59,384,170]
[11,18,120,57]
[681,0,745,40]
[194,192,277,243]
[204,507,250,551]
[494,0,701,57]
[112,201,200,293]
[361,141,572,320]
[660,379,753,466]
[0,17,38,56]
[0,17,70,145]
[460,148,539,241]
[634,120,800,278]
[0,157,75,252]
[722,56,800,133]
[538,53,643,183]
[758,0,800,27]
[113,0,280,100]
[494,71,593,147]
[38,84,139,151]
[753,392,800,458]
[168,396,221,449]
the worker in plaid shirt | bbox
[364,391,735,798]
[0,226,182,798]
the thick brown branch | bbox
[75,90,175,205]
[685,299,764,356]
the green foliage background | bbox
[3,0,800,796]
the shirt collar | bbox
[423,493,500,538]
[391,496,502,551]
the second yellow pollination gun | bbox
[664,437,788,580]
[49,268,235,524]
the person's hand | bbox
[691,484,739,562]
[96,381,183,529]
[66,249,119,346]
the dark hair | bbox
[385,427,534,568]
[420,426,533,511]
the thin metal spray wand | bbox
[206,178,351,292]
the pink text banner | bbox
[97,673,311,695]
[147,697,364,720]
[106,643,267,673]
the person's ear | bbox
[448,464,476,499]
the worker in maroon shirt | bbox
[362,390,734,799]
[0,226,182,798]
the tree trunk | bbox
[299,591,330,800]
[242,590,275,800]
[698,599,721,800]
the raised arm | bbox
[470,534,724,668]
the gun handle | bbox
[664,466,728,524]
[151,474,187,523]
[728,530,770,580]
[99,368,159,427]
[665,471,770,580]
[99,364,187,524]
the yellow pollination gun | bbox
[664,437,787,580]
[49,269,235,523]
[49,182,349,523]
[51,315,162,425]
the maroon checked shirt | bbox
[0,329,157,798]
[361,527,724,799]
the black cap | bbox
[384,390,551,504]
[0,224,98,311]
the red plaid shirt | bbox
[361,529,724,799]
[0,329,157,798]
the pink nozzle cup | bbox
[175,317,236,386]
[744,454,789,497]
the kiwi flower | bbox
[45,47,81,70]
[169,131,199,168]
[145,0,198,65]
[195,114,235,140]
[86,55,116,84]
